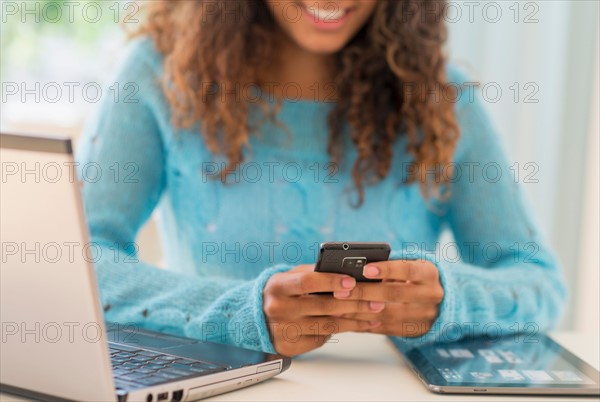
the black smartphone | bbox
[314,242,391,282]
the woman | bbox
[78,0,566,357]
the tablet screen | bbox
[404,334,600,390]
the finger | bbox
[265,295,385,320]
[271,271,356,296]
[334,282,444,303]
[298,317,378,334]
[275,329,370,357]
[365,320,435,337]
[290,264,316,273]
[270,317,379,339]
[362,259,439,283]
[342,312,382,322]
[344,303,439,322]
[297,295,385,316]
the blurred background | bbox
[1,0,598,332]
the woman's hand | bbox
[335,259,444,337]
[263,265,384,356]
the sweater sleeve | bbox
[390,69,567,349]
[76,40,290,353]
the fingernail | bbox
[369,301,385,312]
[369,320,381,328]
[342,277,356,289]
[363,265,380,278]
[334,291,351,298]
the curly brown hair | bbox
[139,0,460,205]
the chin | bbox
[294,35,349,55]
[303,42,346,55]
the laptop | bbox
[0,132,291,402]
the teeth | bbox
[306,6,347,21]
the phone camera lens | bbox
[342,243,349,250]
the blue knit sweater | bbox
[77,39,566,353]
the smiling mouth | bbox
[303,4,351,22]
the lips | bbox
[303,4,350,22]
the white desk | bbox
[2,332,598,401]
[210,332,599,402]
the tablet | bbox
[401,334,600,395]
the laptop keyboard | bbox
[109,342,227,389]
